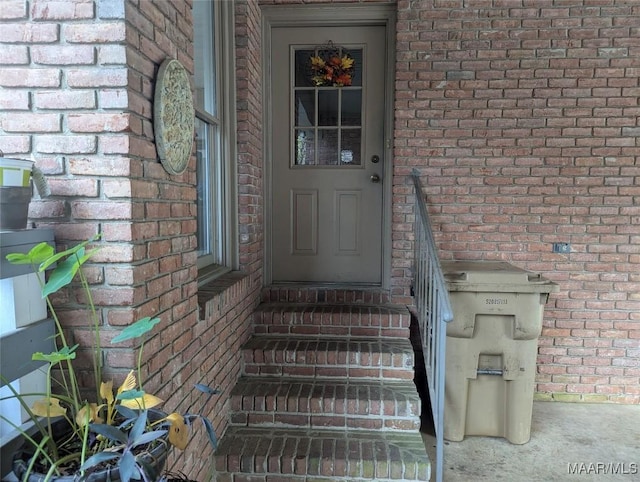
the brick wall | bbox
[394,0,639,403]
[0,0,262,478]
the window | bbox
[193,0,237,283]
[292,47,363,167]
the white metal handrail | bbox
[411,169,453,482]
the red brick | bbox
[1,113,60,132]
[34,90,96,109]
[0,1,27,20]
[0,90,29,110]
[71,201,131,219]
[97,89,129,109]
[0,68,61,87]
[66,68,128,88]
[97,45,127,65]
[0,45,29,64]
[32,45,95,65]
[47,178,98,197]
[35,135,96,154]
[67,113,131,133]
[0,135,30,153]
[0,23,59,43]
[64,22,126,43]
[68,157,132,176]
[31,1,94,20]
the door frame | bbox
[262,4,396,288]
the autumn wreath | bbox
[309,49,355,87]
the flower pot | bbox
[0,158,33,188]
[0,185,32,230]
[0,158,34,231]
[12,411,170,482]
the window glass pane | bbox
[343,48,362,87]
[193,1,216,116]
[318,90,338,126]
[317,129,339,165]
[295,129,315,165]
[295,91,315,127]
[341,129,361,165]
[295,49,315,87]
[341,90,361,126]
[196,118,211,257]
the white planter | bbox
[0,158,33,188]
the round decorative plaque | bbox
[153,58,195,175]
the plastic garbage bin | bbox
[441,261,558,444]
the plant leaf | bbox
[32,345,77,363]
[115,404,138,420]
[201,416,217,450]
[81,451,120,470]
[118,450,136,482]
[31,397,66,417]
[41,249,84,298]
[194,383,221,395]
[6,242,53,265]
[117,389,145,401]
[119,393,163,410]
[89,423,129,444]
[131,429,167,448]
[76,403,104,426]
[117,370,137,394]
[39,236,98,272]
[100,380,114,405]
[112,317,161,343]
[166,412,188,450]
[128,409,148,443]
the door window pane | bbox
[317,129,339,165]
[341,90,361,126]
[343,48,363,87]
[295,49,315,87]
[341,129,361,165]
[295,91,315,127]
[318,90,338,126]
[295,129,315,165]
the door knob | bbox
[370,174,381,183]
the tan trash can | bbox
[441,261,558,444]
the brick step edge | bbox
[214,426,430,481]
[230,376,420,430]
[261,287,391,304]
[242,336,415,381]
[253,303,411,337]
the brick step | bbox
[253,302,411,338]
[242,335,415,381]
[214,426,430,481]
[230,377,420,431]
[261,286,391,304]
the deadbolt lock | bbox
[371,155,380,164]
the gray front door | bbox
[270,25,387,283]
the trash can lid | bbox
[441,261,559,293]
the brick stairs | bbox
[214,287,430,481]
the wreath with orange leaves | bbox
[310,50,355,87]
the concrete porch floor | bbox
[424,401,640,481]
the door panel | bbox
[291,189,318,254]
[271,25,386,283]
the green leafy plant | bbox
[1,237,219,482]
